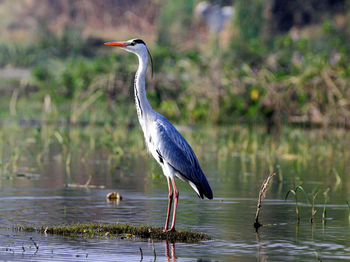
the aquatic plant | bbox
[310,188,319,224]
[322,188,330,223]
[314,250,322,262]
[285,185,309,222]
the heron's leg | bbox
[164,177,173,231]
[168,178,179,232]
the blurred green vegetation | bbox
[0,0,349,127]
[0,118,348,203]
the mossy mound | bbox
[14,223,210,243]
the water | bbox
[0,123,349,261]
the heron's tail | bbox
[196,171,213,200]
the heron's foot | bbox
[164,227,176,233]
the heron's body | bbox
[105,39,213,231]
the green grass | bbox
[14,223,211,243]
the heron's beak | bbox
[104,41,129,47]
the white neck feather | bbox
[134,50,153,131]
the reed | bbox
[310,187,320,224]
[347,200,350,224]
[285,185,309,222]
[322,188,330,223]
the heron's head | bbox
[104,38,153,75]
[104,38,149,56]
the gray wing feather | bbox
[154,115,203,184]
[153,114,213,199]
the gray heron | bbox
[105,39,213,232]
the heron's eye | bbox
[130,42,136,46]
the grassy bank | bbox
[15,223,210,243]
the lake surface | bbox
[0,123,349,261]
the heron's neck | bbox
[134,52,153,124]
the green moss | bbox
[14,223,211,243]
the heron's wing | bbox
[153,114,213,199]
[154,116,199,180]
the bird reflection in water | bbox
[164,241,176,262]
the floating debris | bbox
[14,223,210,243]
[107,192,122,201]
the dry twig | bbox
[254,172,275,230]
